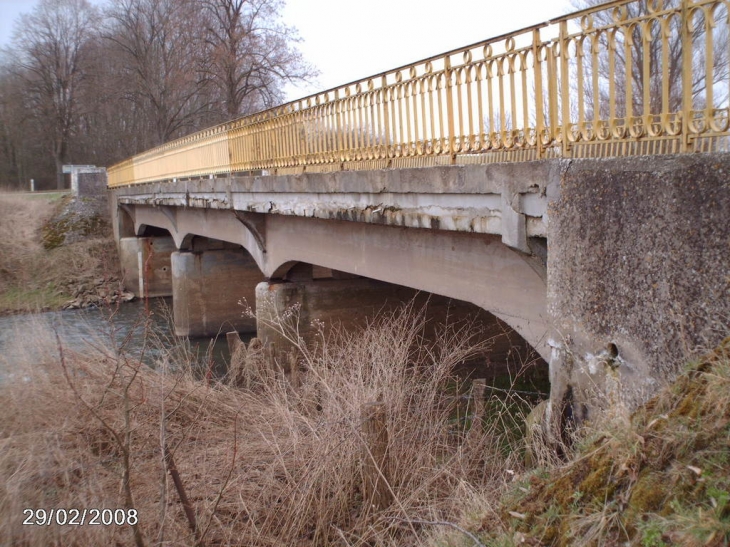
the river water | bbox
[0,298,236,382]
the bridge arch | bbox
[129,206,267,272]
[263,215,550,360]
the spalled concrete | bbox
[110,161,561,255]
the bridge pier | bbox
[254,277,415,358]
[119,236,175,298]
[171,243,265,337]
[255,276,539,375]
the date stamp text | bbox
[22,508,138,526]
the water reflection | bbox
[0,298,239,381]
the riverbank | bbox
[1,303,728,546]
[0,191,127,315]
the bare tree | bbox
[570,0,729,120]
[201,0,317,120]
[104,0,216,145]
[9,0,100,189]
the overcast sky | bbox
[0,0,573,101]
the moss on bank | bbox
[41,195,109,250]
[465,338,730,547]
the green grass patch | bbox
[0,284,70,315]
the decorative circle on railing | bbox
[580,14,594,30]
[554,128,563,144]
[463,50,473,64]
[709,2,729,27]
[582,122,597,142]
[483,44,493,59]
[538,127,553,146]
[424,61,433,74]
[593,120,609,140]
[629,116,645,138]
[662,113,681,136]
[514,130,527,148]
[689,111,706,134]
[460,136,470,153]
[710,108,730,133]
[525,128,537,147]
[552,40,562,58]
[685,6,701,33]
[478,133,489,151]
[395,71,403,83]
[647,115,663,137]
[612,5,629,23]
[505,37,516,52]
[409,66,418,79]
[644,19,661,41]
[504,131,516,149]
[647,0,664,14]
[563,124,578,143]
[443,137,452,153]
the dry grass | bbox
[0,194,57,281]
[0,306,535,547]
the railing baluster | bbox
[560,20,571,157]
[681,0,693,151]
[445,56,456,160]
[533,29,545,157]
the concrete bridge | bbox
[108,0,730,422]
[109,152,729,421]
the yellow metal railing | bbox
[108,0,730,187]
